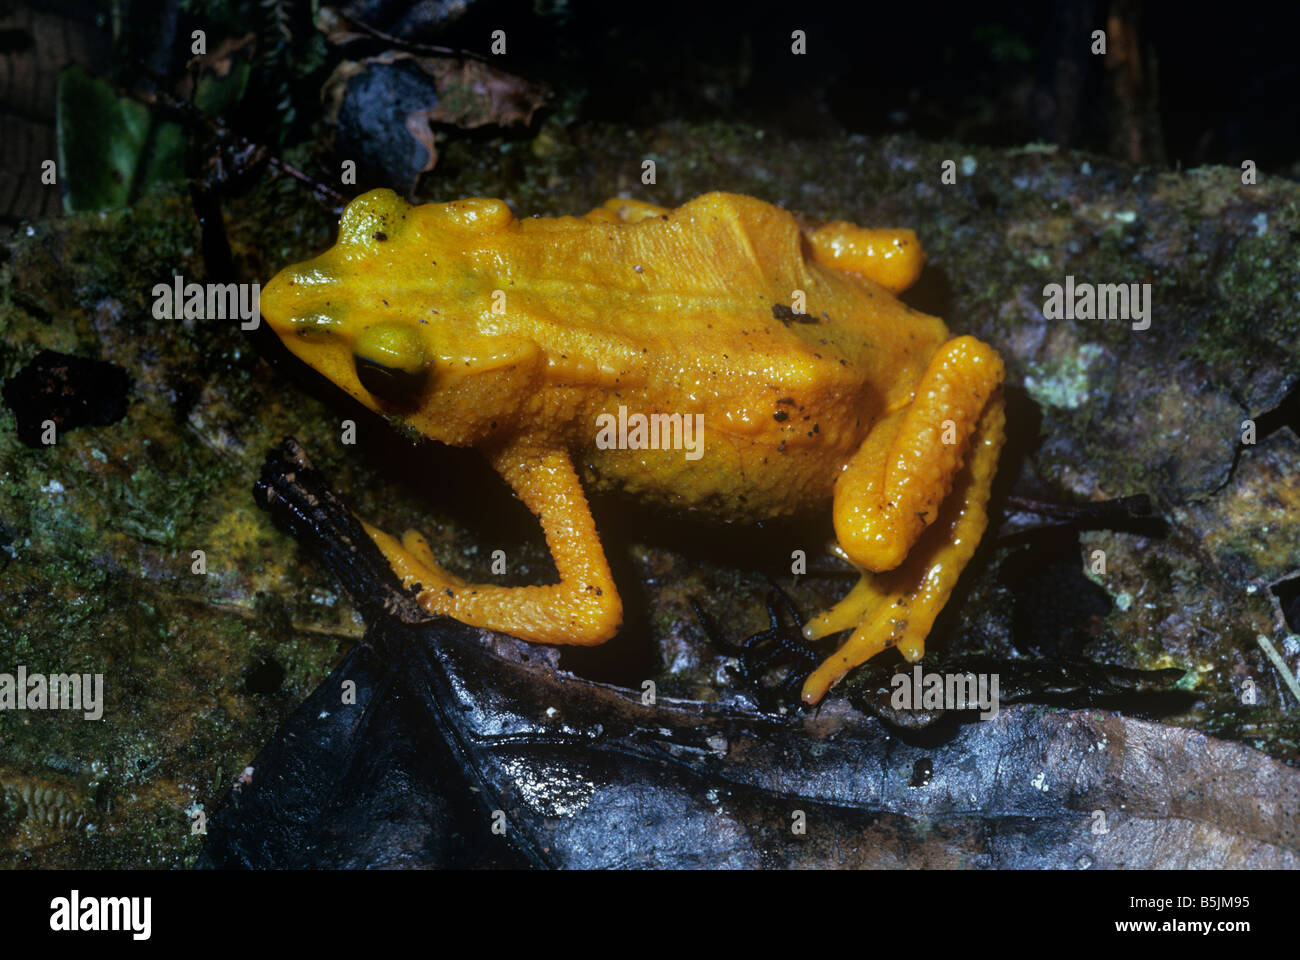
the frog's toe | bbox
[803,575,885,641]
[399,528,439,571]
[801,578,929,705]
[363,520,464,596]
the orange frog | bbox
[261,190,1006,704]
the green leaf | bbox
[194,59,251,117]
[56,64,187,213]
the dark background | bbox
[4,0,1298,229]
[298,0,1300,173]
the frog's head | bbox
[261,189,541,445]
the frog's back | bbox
[469,193,946,413]
[318,188,948,444]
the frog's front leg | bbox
[800,336,1006,704]
[363,441,622,646]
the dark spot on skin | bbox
[773,410,789,422]
[374,231,388,241]
[445,589,454,597]
[813,423,820,433]
[777,397,795,405]
[772,303,818,325]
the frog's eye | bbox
[353,324,430,407]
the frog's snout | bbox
[261,260,346,344]
[259,267,294,333]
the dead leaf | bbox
[199,440,1300,869]
[322,51,546,195]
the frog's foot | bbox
[803,220,926,294]
[363,443,622,646]
[802,374,1006,704]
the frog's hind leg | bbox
[800,336,1006,704]
[363,442,622,646]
